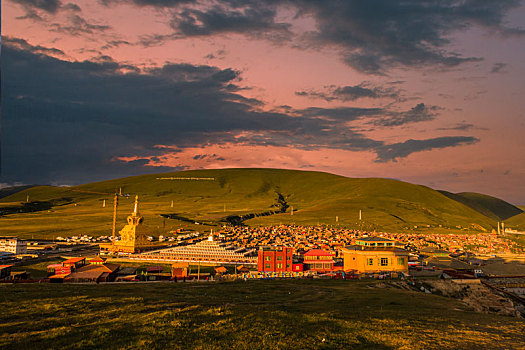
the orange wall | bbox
[343,250,408,273]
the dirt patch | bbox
[420,280,520,317]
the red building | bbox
[47,257,86,277]
[292,263,303,272]
[303,249,334,273]
[47,264,73,276]
[258,247,293,272]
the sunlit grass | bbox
[0,280,523,349]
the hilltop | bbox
[0,168,520,239]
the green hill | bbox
[439,191,523,221]
[0,168,504,238]
[506,212,525,231]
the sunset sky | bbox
[2,0,524,203]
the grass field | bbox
[0,280,524,350]
[1,168,521,240]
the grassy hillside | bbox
[439,191,523,221]
[1,280,524,350]
[506,212,525,231]
[0,168,501,239]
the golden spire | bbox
[133,195,139,216]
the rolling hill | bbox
[439,191,523,221]
[0,168,516,239]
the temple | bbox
[100,195,153,254]
[132,233,257,265]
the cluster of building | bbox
[216,224,523,257]
[379,231,524,255]
[0,237,28,257]
[46,257,120,283]
[256,236,409,276]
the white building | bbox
[133,234,257,265]
[0,237,28,254]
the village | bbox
[1,195,524,314]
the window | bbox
[397,257,405,265]
[324,263,331,269]
[367,258,374,266]
[265,255,271,261]
[276,256,283,261]
[380,258,389,266]
[265,263,271,269]
[286,264,290,269]
[277,263,283,269]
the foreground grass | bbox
[0,280,524,349]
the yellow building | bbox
[342,237,409,274]
[100,196,153,254]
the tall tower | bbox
[113,195,151,253]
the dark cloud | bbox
[63,3,81,11]
[192,154,226,161]
[2,41,480,184]
[11,0,62,13]
[297,0,522,73]
[437,121,488,131]
[105,0,523,73]
[2,37,65,56]
[296,82,401,102]
[138,33,180,47]
[49,14,111,36]
[491,62,508,73]
[375,136,479,162]
[100,40,133,50]
[372,103,438,127]
[170,4,292,41]
[99,0,193,7]
[11,0,82,22]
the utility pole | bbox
[112,193,118,245]
[291,206,294,215]
[26,195,30,203]
[103,199,106,208]
[359,210,362,221]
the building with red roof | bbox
[62,257,86,269]
[64,263,120,283]
[303,249,334,273]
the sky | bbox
[1,0,525,203]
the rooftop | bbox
[303,249,332,257]
[357,236,395,242]
[63,257,86,264]
[343,245,408,253]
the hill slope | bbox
[0,168,502,238]
[439,191,523,221]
